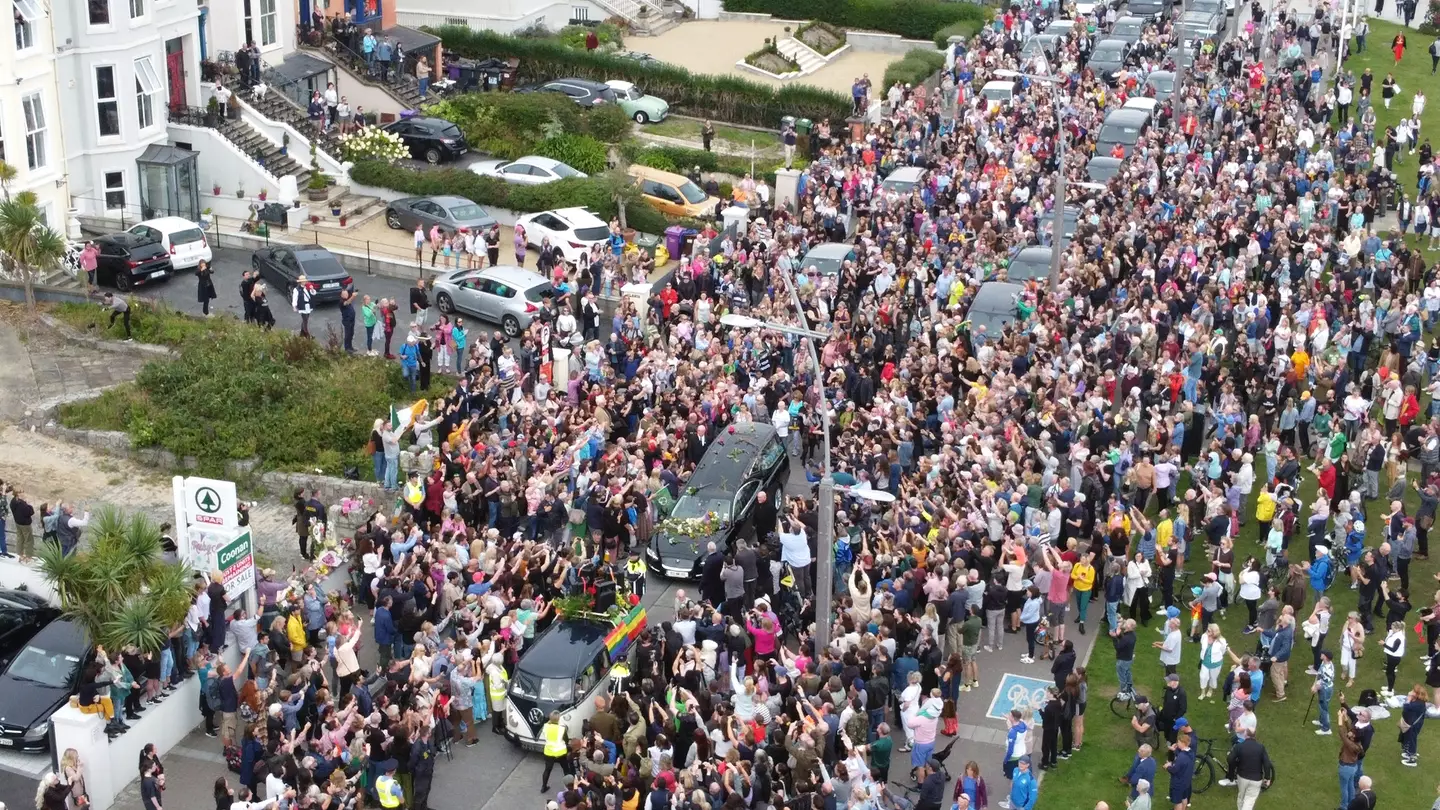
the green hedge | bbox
[349,161,672,235]
[619,142,780,186]
[721,0,988,40]
[934,19,987,49]
[428,26,852,129]
[883,48,946,89]
[533,134,609,174]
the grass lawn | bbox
[646,116,784,151]
[1339,19,1434,139]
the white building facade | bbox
[395,0,608,34]
[207,0,295,63]
[2,0,72,227]
[52,0,202,218]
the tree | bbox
[36,507,195,654]
[0,161,16,199]
[596,160,641,231]
[0,191,68,310]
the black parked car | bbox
[0,590,59,666]
[0,619,92,752]
[646,422,790,580]
[251,246,352,303]
[514,78,617,109]
[383,116,469,164]
[92,232,174,292]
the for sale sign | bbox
[217,530,255,603]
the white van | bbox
[127,216,212,271]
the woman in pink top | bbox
[747,615,779,662]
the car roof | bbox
[1088,156,1124,168]
[1115,15,1147,24]
[604,79,637,90]
[133,216,200,232]
[515,619,610,679]
[1124,97,1159,110]
[408,117,456,128]
[886,166,924,181]
[803,243,855,260]
[99,232,159,247]
[20,618,87,651]
[481,264,550,288]
[424,195,480,208]
[550,77,609,90]
[0,589,53,612]
[514,155,565,169]
[1094,37,1129,50]
[294,247,340,261]
[549,207,607,227]
[1105,108,1152,123]
[983,80,1017,90]
[1016,247,1055,263]
[1147,70,1176,81]
[971,281,1025,314]
[686,422,778,491]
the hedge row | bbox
[349,161,672,235]
[619,142,780,187]
[426,92,628,161]
[882,48,946,89]
[721,0,988,40]
[933,18,989,49]
[428,26,852,129]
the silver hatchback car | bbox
[431,265,555,337]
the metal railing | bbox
[317,34,426,103]
[167,105,291,185]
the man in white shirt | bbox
[772,405,792,456]
[778,515,812,599]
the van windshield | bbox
[511,671,574,703]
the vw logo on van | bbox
[528,708,544,725]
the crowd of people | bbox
[40,0,1440,808]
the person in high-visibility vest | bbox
[486,659,509,734]
[375,758,404,809]
[625,550,647,599]
[540,710,573,793]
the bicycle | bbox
[1110,692,1160,749]
[1191,737,1276,794]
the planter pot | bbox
[339,216,348,227]
[228,106,241,120]
[293,200,302,209]
[331,206,342,216]
[259,193,268,201]
[307,187,329,202]
[212,186,222,195]
[236,190,246,198]
[204,111,219,127]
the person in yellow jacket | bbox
[486,659,509,735]
[1255,483,1277,540]
[375,758,404,808]
[540,710,573,793]
[285,607,307,666]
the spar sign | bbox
[183,476,238,529]
[217,530,256,603]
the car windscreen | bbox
[883,178,916,193]
[552,163,582,178]
[1149,76,1174,93]
[438,123,463,140]
[1095,44,1125,58]
[449,203,489,221]
[670,494,732,520]
[1101,123,1142,141]
[298,255,347,278]
[524,283,556,303]
[171,228,206,246]
[8,643,81,688]
[677,180,708,205]
[510,671,574,703]
[573,225,611,241]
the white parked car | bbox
[126,216,211,271]
[471,155,588,186]
[514,207,612,264]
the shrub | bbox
[633,151,679,173]
[883,48,946,89]
[337,126,410,163]
[934,19,986,49]
[534,134,609,174]
[795,20,847,54]
[720,0,989,40]
[56,314,453,477]
[586,103,633,143]
[620,141,786,182]
[428,26,852,129]
[745,41,802,74]
[556,22,626,49]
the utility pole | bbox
[1049,124,1067,295]
[777,265,835,653]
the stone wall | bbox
[844,30,939,53]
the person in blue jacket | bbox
[1164,722,1197,809]
[374,594,397,668]
[1003,755,1038,810]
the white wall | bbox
[201,81,348,177]
[0,556,59,603]
[169,123,288,201]
[397,0,607,33]
[1,7,73,227]
[207,0,295,61]
[678,0,722,18]
[52,0,202,216]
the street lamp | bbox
[719,292,837,653]
[994,68,1070,293]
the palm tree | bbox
[0,191,68,310]
[0,161,17,200]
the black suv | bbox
[515,78,617,109]
[0,590,59,667]
[92,232,174,291]
[647,422,790,579]
[383,116,469,164]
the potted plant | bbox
[309,214,320,224]
[259,189,268,201]
[307,171,329,202]
[212,182,222,195]
[205,96,221,127]
[227,93,242,121]
[200,207,214,229]
[282,132,291,156]
[339,214,348,226]
[236,182,245,198]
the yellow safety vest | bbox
[542,721,567,757]
[403,481,424,507]
[376,775,402,809]
[488,668,508,703]
[626,558,646,576]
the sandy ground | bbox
[634,20,905,94]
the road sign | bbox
[986,673,1053,724]
[181,477,238,530]
[217,530,256,603]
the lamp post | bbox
[996,68,1069,293]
